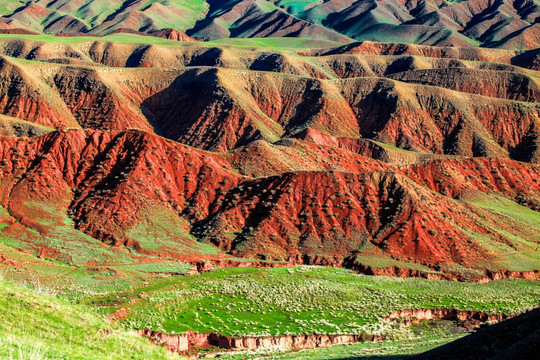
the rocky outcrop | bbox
[481,269,540,282]
[183,259,540,283]
[348,263,540,283]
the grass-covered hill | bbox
[0,0,538,49]
[0,277,184,359]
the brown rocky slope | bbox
[0,43,538,160]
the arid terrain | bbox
[0,1,538,359]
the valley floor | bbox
[1,265,537,359]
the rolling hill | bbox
[0,35,538,280]
[0,3,538,358]
[0,0,538,48]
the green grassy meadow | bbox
[1,263,537,359]
[90,266,540,338]
[0,249,538,359]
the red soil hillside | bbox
[0,37,535,72]
[148,29,197,42]
[387,68,540,102]
[308,41,520,63]
[0,28,39,35]
[0,129,239,262]
[186,0,352,43]
[310,0,540,48]
[109,28,197,42]
[0,47,538,161]
[0,114,52,137]
[0,0,207,37]
[512,48,540,71]
[0,129,538,279]
[0,36,538,280]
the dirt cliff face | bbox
[384,308,509,328]
[138,328,382,353]
[137,307,508,353]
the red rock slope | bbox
[0,37,538,279]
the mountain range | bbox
[0,33,538,280]
[0,0,539,48]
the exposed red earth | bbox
[0,28,39,35]
[138,328,385,353]
[383,308,510,329]
[53,28,197,43]
[0,7,537,282]
[0,33,538,279]
[0,2,537,359]
[0,43,538,158]
[0,126,538,279]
